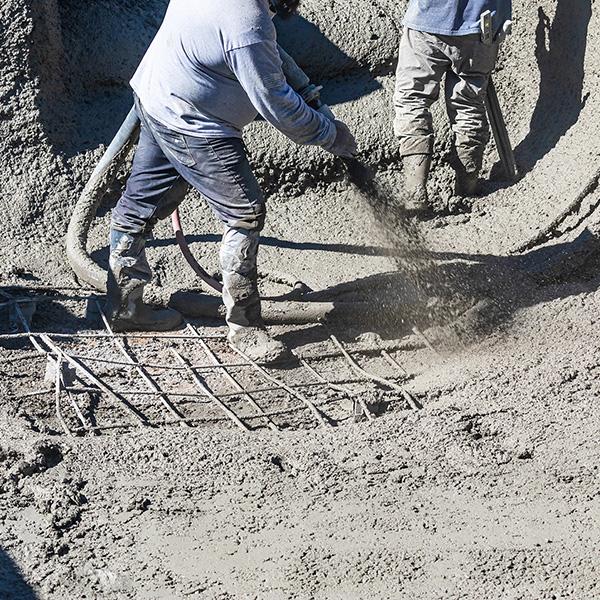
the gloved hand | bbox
[326,120,358,158]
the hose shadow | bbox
[147,234,389,257]
[512,0,591,175]
[0,548,39,599]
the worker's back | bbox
[131,0,275,138]
[404,0,512,36]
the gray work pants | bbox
[394,28,500,172]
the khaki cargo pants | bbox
[394,28,500,173]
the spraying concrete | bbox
[1,0,600,597]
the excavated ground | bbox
[1,0,599,598]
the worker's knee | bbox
[450,96,489,149]
[216,199,265,233]
[397,134,434,157]
[220,227,260,274]
[112,177,188,235]
[394,111,434,156]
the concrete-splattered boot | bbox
[402,154,431,212]
[221,228,288,365]
[454,165,480,197]
[453,143,484,198]
[106,229,182,332]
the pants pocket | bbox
[160,131,197,168]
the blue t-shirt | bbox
[403,0,512,36]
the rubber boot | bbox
[454,166,480,197]
[106,229,182,332]
[221,228,289,365]
[402,154,431,212]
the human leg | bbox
[107,107,188,331]
[444,35,500,196]
[139,110,287,362]
[394,29,449,209]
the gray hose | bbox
[66,107,141,292]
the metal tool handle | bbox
[480,10,494,45]
[485,76,518,181]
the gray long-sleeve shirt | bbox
[130,0,336,149]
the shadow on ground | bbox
[0,287,90,341]
[0,549,38,599]
[513,0,591,175]
[276,228,600,349]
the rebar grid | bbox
[2,292,421,433]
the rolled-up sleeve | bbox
[226,40,336,149]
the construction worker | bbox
[107,0,357,363]
[394,0,512,211]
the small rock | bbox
[517,449,533,460]
[355,332,382,344]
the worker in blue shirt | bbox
[394,0,512,212]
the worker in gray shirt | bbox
[108,0,357,363]
[394,0,512,212]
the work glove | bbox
[326,120,358,159]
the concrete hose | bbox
[66,106,140,292]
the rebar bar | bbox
[61,354,270,372]
[64,383,92,432]
[13,376,369,403]
[411,326,441,356]
[325,337,376,420]
[379,349,421,410]
[380,349,408,376]
[58,392,349,434]
[0,332,228,341]
[54,356,73,438]
[171,349,248,431]
[186,324,278,431]
[12,301,46,354]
